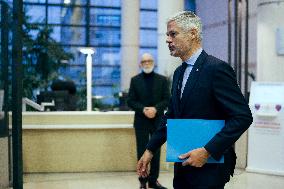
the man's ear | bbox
[190,28,198,40]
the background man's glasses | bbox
[141,60,153,64]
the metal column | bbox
[228,0,232,66]
[244,0,249,101]
[229,0,250,95]
[12,0,23,188]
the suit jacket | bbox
[146,51,253,185]
[127,72,170,130]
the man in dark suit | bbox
[128,53,170,189]
[137,11,253,189]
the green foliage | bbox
[22,15,73,99]
[76,86,87,111]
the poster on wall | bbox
[247,82,284,176]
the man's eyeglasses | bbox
[141,60,153,64]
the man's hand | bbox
[143,107,157,119]
[137,150,154,178]
[178,147,210,167]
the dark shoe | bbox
[139,177,148,189]
[140,181,147,189]
[148,181,167,189]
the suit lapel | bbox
[180,51,208,111]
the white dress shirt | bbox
[180,48,203,98]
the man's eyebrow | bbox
[166,30,177,35]
[166,30,174,34]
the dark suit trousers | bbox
[173,178,224,189]
[173,163,225,189]
[174,184,224,189]
[135,126,161,183]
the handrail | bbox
[22,98,55,111]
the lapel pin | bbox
[196,69,199,72]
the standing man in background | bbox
[128,53,170,189]
[137,11,253,189]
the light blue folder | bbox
[167,119,225,163]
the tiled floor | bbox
[19,169,284,189]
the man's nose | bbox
[166,36,172,44]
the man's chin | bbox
[170,51,178,57]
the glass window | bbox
[185,0,196,11]
[89,27,120,46]
[3,1,12,7]
[52,26,86,45]
[93,66,120,85]
[24,0,46,3]
[139,0,158,72]
[47,6,61,24]
[140,0,157,9]
[48,6,86,25]
[63,46,87,65]
[92,47,120,66]
[24,5,46,23]
[140,11,157,28]
[60,7,86,25]
[92,86,119,106]
[92,66,120,105]
[60,65,86,85]
[140,29,157,47]
[28,29,40,40]
[93,86,113,96]
[90,8,121,26]
[49,26,62,42]
[21,0,124,107]
[90,0,121,7]
[48,0,87,5]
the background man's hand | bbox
[143,107,157,119]
[178,147,210,167]
[137,150,153,178]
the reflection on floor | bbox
[18,169,284,189]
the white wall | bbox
[0,138,9,188]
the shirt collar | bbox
[184,48,203,66]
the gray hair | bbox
[167,11,203,41]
